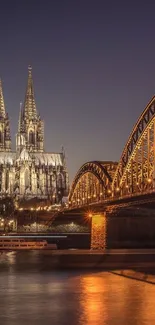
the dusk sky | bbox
[1,1,155,182]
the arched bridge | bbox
[69,96,155,209]
[69,161,117,206]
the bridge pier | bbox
[91,213,107,250]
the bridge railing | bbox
[68,187,155,209]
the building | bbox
[0,66,69,202]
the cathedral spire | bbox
[0,79,6,118]
[23,66,37,118]
[18,102,23,132]
[0,79,11,151]
[19,66,44,152]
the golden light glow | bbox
[91,213,107,250]
[79,276,107,324]
[147,178,152,183]
[84,209,94,221]
[69,161,116,207]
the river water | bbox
[0,251,155,325]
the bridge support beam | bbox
[91,213,107,250]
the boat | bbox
[0,238,57,250]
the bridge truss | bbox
[113,96,155,197]
[69,96,155,208]
[69,161,117,207]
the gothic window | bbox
[57,173,63,188]
[25,169,30,188]
[29,131,35,145]
[37,172,40,188]
[50,174,53,187]
[0,131,2,143]
[5,170,9,191]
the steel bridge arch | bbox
[69,161,117,206]
[112,96,155,196]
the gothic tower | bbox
[0,79,11,151]
[16,66,44,153]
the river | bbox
[0,251,155,325]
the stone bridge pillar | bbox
[91,212,107,250]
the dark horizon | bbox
[1,1,155,182]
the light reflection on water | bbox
[0,251,155,325]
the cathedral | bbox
[0,66,69,202]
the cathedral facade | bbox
[0,66,69,201]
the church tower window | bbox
[29,131,35,145]
[5,170,9,191]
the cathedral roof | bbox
[33,153,63,166]
[0,152,16,165]
[0,151,63,166]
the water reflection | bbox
[0,252,155,325]
[79,274,108,324]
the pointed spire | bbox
[18,102,23,132]
[0,79,6,118]
[23,66,37,118]
[61,146,66,168]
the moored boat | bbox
[0,238,57,250]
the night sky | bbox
[0,1,155,183]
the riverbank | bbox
[111,270,155,284]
